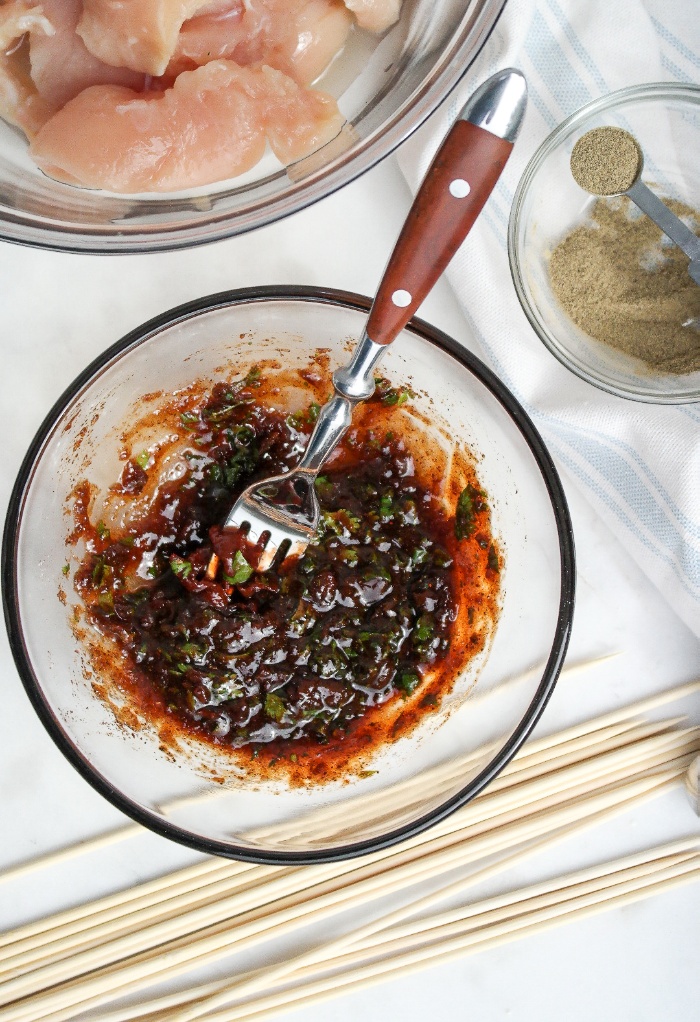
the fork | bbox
[217,68,528,572]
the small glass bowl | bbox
[3,288,575,864]
[508,83,700,404]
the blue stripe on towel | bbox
[661,53,695,84]
[650,14,700,69]
[546,435,700,600]
[549,422,700,555]
[524,9,592,113]
[545,0,610,93]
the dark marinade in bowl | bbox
[71,366,500,782]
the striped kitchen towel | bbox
[397,0,700,637]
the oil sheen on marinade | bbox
[71,364,500,782]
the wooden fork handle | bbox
[366,71,526,347]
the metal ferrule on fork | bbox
[297,330,386,474]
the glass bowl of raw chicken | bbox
[0,0,506,252]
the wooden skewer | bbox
[1,724,690,990]
[270,670,700,845]
[323,717,683,843]
[169,776,694,1022]
[198,863,700,1022]
[0,715,674,971]
[0,661,689,916]
[125,852,700,1022]
[1,768,683,1022]
[349,852,700,959]
[88,839,698,1022]
[0,863,335,981]
[0,686,694,1021]
[488,717,684,789]
[8,727,694,997]
[0,862,289,964]
[316,717,651,843]
[3,723,695,992]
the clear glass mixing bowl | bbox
[0,0,505,253]
[3,288,575,863]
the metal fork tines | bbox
[219,382,366,571]
[227,471,320,571]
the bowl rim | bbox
[2,285,576,865]
[0,0,507,254]
[507,81,700,405]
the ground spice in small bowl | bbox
[548,196,700,375]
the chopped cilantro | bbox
[339,547,359,567]
[227,424,255,448]
[411,545,429,567]
[397,670,421,696]
[180,642,205,658]
[455,483,486,540]
[382,390,410,406]
[224,550,253,586]
[170,557,193,580]
[378,493,394,520]
[96,520,110,541]
[414,616,434,643]
[91,557,110,586]
[61,563,70,576]
[314,475,333,500]
[264,692,286,722]
[180,410,200,426]
[224,447,258,489]
[135,450,150,470]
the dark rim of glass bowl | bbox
[0,0,507,254]
[2,286,576,865]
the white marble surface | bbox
[1,155,699,1021]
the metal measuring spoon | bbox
[570,127,700,285]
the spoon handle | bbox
[365,68,527,347]
[627,179,700,263]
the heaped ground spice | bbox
[549,196,700,375]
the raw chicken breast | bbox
[343,0,401,33]
[30,60,345,192]
[77,0,211,77]
[0,1,55,136]
[30,0,144,109]
[171,0,353,86]
[258,63,345,163]
[0,0,52,47]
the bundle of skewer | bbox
[1,671,698,1022]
